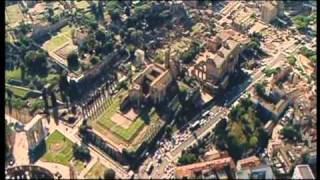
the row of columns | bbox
[81,77,119,121]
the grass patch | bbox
[41,130,74,166]
[43,35,69,52]
[41,73,60,86]
[95,91,147,141]
[6,85,30,98]
[5,4,24,25]
[42,25,75,52]
[60,25,75,38]
[85,161,107,179]
[5,68,21,82]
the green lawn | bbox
[6,85,30,98]
[96,91,147,141]
[5,4,24,25]
[43,35,69,52]
[41,73,59,86]
[41,130,74,166]
[5,68,21,82]
[42,25,76,52]
[85,161,107,179]
[60,25,75,38]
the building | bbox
[261,1,283,23]
[129,52,179,106]
[292,165,315,179]
[267,139,283,158]
[24,114,47,152]
[251,86,291,120]
[72,28,88,47]
[236,164,275,179]
[203,150,229,161]
[175,157,236,179]
[231,6,256,33]
[236,156,261,171]
[190,29,249,95]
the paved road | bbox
[169,109,226,161]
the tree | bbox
[98,1,104,20]
[50,92,57,108]
[249,136,258,147]
[254,83,265,97]
[178,152,197,165]
[95,30,107,42]
[59,73,69,102]
[251,13,256,19]
[287,55,296,65]
[282,126,299,141]
[67,52,79,70]
[24,50,48,75]
[104,168,116,179]
[90,56,100,65]
[73,143,91,161]
[103,41,114,55]
[180,41,200,64]
[90,3,98,16]
[31,99,45,111]
[20,64,26,81]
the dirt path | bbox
[12,132,30,166]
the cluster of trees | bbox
[46,7,61,24]
[215,97,269,160]
[90,1,105,21]
[262,66,281,77]
[24,50,48,76]
[254,82,266,98]
[180,41,201,64]
[178,152,197,165]
[78,30,114,63]
[30,99,45,111]
[72,143,91,162]
[281,124,301,141]
[292,15,313,31]
[248,35,262,54]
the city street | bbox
[137,31,298,179]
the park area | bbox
[6,68,21,82]
[41,130,74,166]
[93,91,146,142]
[5,4,25,27]
[91,90,163,151]
[85,161,107,179]
[6,85,31,98]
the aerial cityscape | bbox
[5,0,317,179]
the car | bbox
[9,159,15,166]
[14,122,24,132]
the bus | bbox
[146,162,154,175]
[190,120,200,131]
[202,110,210,117]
